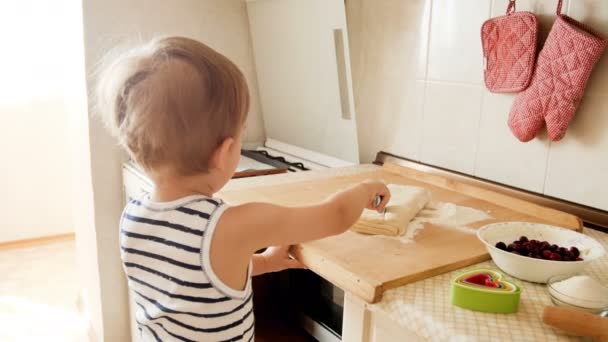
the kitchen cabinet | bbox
[343,294,422,342]
[246,0,360,163]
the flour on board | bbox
[373,201,492,243]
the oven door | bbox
[280,270,344,342]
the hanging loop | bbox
[506,0,516,15]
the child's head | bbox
[97,36,249,189]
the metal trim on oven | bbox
[374,151,608,231]
[299,314,342,342]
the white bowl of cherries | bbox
[477,222,605,283]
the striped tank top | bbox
[120,194,254,342]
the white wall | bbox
[348,0,608,211]
[0,1,76,243]
[0,99,73,243]
[76,0,265,340]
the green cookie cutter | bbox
[451,268,523,314]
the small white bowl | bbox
[547,274,608,314]
[477,222,605,283]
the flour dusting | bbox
[374,201,492,243]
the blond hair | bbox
[96,37,249,175]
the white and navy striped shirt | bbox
[120,194,254,342]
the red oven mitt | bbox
[508,0,607,142]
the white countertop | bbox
[371,227,607,342]
[222,164,605,341]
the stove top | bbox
[241,149,309,172]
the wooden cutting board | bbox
[219,163,582,303]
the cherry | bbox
[570,247,580,258]
[495,242,507,250]
[495,239,582,262]
[549,253,562,261]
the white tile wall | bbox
[491,0,568,16]
[475,91,550,192]
[385,81,426,161]
[544,95,608,210]
[347,0,430,162]
[420,82,483,174]
[348,0,608,210]
[426,0,491,84]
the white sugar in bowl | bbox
[477,222,605,283]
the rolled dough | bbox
[351,184,431,236]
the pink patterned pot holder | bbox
[482,1,538,93]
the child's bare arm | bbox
[251,247,306,276]
[210,180,389,288]
[220,180,390,254]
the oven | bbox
[241,140,350,342]
[280,270,344,341]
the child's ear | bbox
[210,137,235,171]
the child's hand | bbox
[260,246,307,273]
[362,180,391,213]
